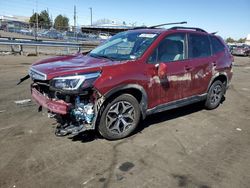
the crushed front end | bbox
[29,68,104,136]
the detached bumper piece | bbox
[31,88,71,115]
[55,124,85,136]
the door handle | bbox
[155,63,159,69]
[185,66,193,71]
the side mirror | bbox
[157,63,168,79]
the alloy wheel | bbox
[210,85,222,105]
[106,101,135,134]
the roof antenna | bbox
[149,21,187,28]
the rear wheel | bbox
[98,94,140,140]
[205,80,225,110]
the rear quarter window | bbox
[211,36,225,54]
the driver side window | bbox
[148,33,186,64]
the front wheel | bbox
[98,94,141,140]
[205,80,225,110]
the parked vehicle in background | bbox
[26,26,233,140]
[228,44,237,54]
[35,29,63,39]
[19,29,33,36]
[231,45,250,56]
[43,30,63,39]
[62,31,89,41]
[98,33,111,40]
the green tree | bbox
[40,10,51,29]
[238,38,246,43]
[54,15,69,31]
[29,13,40,27]
[29,10,51,29]
[226,37,235,43]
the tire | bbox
[98,94,141,140]
[205,80,225,110]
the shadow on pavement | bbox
[68,102,206,143]
[68,130,100,143]
[135,101,205,134]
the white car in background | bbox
[98,33,111,40]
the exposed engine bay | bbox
[31,79,104,136]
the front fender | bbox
[104,84,148,119]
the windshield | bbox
[90,31,159,61]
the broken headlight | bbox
[50,72,100,91]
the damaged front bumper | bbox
[31,83,104,137]
[31,87,72,115]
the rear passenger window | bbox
[189,34,211,58]
[211,36,225,54]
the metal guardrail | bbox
[0,37,99,55]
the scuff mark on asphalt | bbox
[172,174,211,188]
[169,131,188,156]
[102,140,126,188]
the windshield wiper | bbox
[90,53,116,61]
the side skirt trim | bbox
[146,94,207,115]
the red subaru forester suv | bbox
[28,26,233,140]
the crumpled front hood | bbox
[30,53,122,80]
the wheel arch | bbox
[207,72,228,93]
[103,84,148,119]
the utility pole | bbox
[89,7,92,26]
[74,5,76,40]
[50,14,53,28]
[74,5,76,31]
[35,0,38,55]
[35,0,38,38]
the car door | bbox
[147,33,193,104]
[186,33,213,96]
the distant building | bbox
[81,25,133,35]
[0,15,30,31]
[246,34,250,45]
[81,22,136,36]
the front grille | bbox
[33,81,50,96]
[33,81,72,103]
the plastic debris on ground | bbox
[14,99,31,105]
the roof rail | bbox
[132,26,148,30]
[169,26,207,33]
[149,21,187,28]
[132,21,187,30]
[211,31,218,35]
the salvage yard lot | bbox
[0,55,249,188]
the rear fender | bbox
[207,72,229,92]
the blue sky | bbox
[0,0,249,39]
